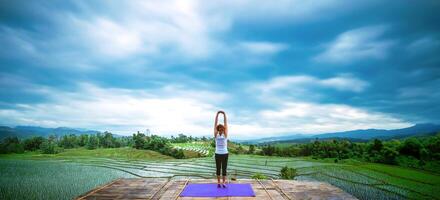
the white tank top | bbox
[215,135,228,154]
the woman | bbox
[214,110,228,188]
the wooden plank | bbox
[76,178,121,200]
[270,178,292,200]
[149,179,172,200]
[256,179,273,200]
[174,179,189,200]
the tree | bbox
[0,137,24,154]
[23,136,44,151]
[102,132,115,148]
[170,134,189,143]
[133,132,146,149]
[426,135,440,159]
[96,133,105,147]
[78,134,89,147]
[48,135,57,143]
[261,145,275,156]
[59,134,77,149]
[248,145,255,154]
[299,143,313,156]
[370,139,383,153]
[380,147,399,164]
[280,166,297,179]
[400,138,422,159]
[170,149,185,159]
[40,140,60,154]
[132,133,185,159]
[87,135,99,150]
[236,145,245,154]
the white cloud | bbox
[66,0,224,60]
[315,25,395,63]
[0,80,410,139]
[75,18,145,58]
[257,74,369,94]
[320,74,369,92]
[238,41,288,55]
[1,0,365,67]
[253,101,411,136]
[0,0,229,68]
[235,74,409,138]
[0,83,227,136]
[212,100,410,139]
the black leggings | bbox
[215,153,228,176]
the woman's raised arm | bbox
[223,111,228,138]
[214,111,220,137]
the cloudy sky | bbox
[1,0,439,139]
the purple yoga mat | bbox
[180,183,256,197]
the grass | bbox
[1,147,439,200]
[0,147,173,160]
[57,147,173,160]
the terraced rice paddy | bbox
[172,142,213,156]
[1,154,439,200]
[0,159,134,200]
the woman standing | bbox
[214,110,228,188]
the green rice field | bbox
[0,159,134,200]
[1,148,439,200]
[172,142,213,156]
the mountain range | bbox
[242,123,440,144]
[1,123,440,143]
[0,126,101,139]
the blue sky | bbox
[0,0,439,139]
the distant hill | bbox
[240,134,309,144]
[0,126,101,139]
[266,137,370,144]
[244,123,440,144]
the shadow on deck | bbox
[76,178,357,200]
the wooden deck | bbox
[76,178,357,200]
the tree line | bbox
[0,131,212,159]
[259,133,440,172]
[170,133,210,143]
[0,132,131,154]
[132,132,185,158]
